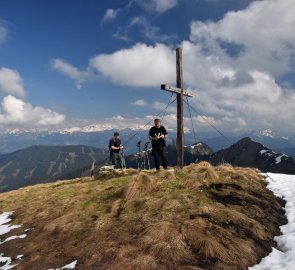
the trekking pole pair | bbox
[136,141,151,170]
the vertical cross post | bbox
[161,48,193,170]
[176,48,184,169]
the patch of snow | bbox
[0,253,18,269]
[0,212,12,226]
[191,143,202,148]
[0,234,27,245]
[48,260,77,270]
[0,212,25,269]
[259,149,276,157]
[15,255,24,260]
[0,212,21,236]
[275,154,287,164]
[249,173,295,270]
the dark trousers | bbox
[110,152,123,169]
[152,147,167,170]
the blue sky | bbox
[1,0,295,134]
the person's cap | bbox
[114,132,120,136]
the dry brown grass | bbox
[125,172,157,201]
[0,163,286,270]
[216,165,264,185]
[176,267,204,270]
[111,199,124,217]
[151,235,193,266]
[184,162,219,188]
[144,221,177,243]
[158,169,176,181]
[130,255,158,270]
[183,218,231,263]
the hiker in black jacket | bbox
[109,132,123,169]
[149,119,168,170]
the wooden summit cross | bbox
[161,47,193,169]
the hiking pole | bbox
[142,142,147,170]
[90,161,95,177]
[144,142,151,170]
[137,141,142,170]
[120,144,126,170]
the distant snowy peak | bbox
[257,129,278,138]
[184,142,214,156]
[81,124,114,133]
[259,149,288,165]
[1,124,148,135]
[210,137,295,174]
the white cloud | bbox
[181,0,295,132]
[52,0,295,133]
[130,99,147,106]
[179,38,295,132]
[101,9,118,24]
[51,58,92,89]
[0,95,65,126]
[113,16,177,43]
[0,23,7,44]
[136,0,178,13]
[189,0,295,77]
[130,16,177,42]
[0,68,26,97]
[90,43,175,87]
[153,0,178,13]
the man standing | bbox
[109,132,123,169]
[149,119,168,170]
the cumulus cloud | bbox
[101,9,118,24]
[181,0,295,132]
[0,95,65,126]
[94,0,295,133]
[189,0,295,77]
[179,38,295,132]
[51,58,92,89]
[90,43,175,87]
[136,0,178,13]
[0,23,7,44]
[0,68,26,97]
[130,99,147,106]
[52,0,295,133]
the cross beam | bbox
[160,47,193,169]
[161,84,193,97]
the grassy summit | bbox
[0,162,286,270]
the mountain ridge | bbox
[0,145,109,192]
[0,163,287,269]
[210,137,295,174]
[1,137,295,192]
[1,127,295,155]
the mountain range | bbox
[1,136,295,192]
[1,128,295,156]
